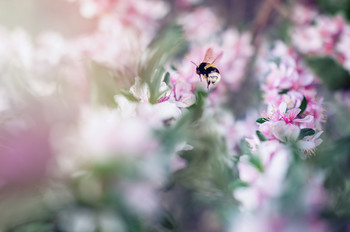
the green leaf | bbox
[11,222,53,232]
[164,72,170,85]
[250,155,264,172]
[141,25,184,83]
[238,139,253,156]
[159,211,178,231]
[298,96,307,116]
[298,128,316,140]
[155,90,207,153]
[256,117,269,124]
[305,56,350,90]
[230,179,249,189]
[188,90,208,122]
[269,57,282,66]
[256,130,267,142]
[149,67,170,104]
[118,88,139,102]
[315,0,350,20]
[140,25,185,104]
[171,64,178,71]
[279,89,290,94]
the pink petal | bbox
[294,115,314,123]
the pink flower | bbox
[166,61,197,107]
[292,4,346,59]
[297,131,323,155]
[70,0,118,18]
[292,4,318,25]
[115,0,169,35]
[336,25,350,71]
[120,181,160,216]
[263,54,314,93]
[235,141,291,210]
[252,41,325,159]
[264,102,313,123]
[270,121,300,142]
[178,7,222,43]
[216,29,253,90]
[218,111,258,154]
[257,41,324,137]
[292,26,324,54]
[79,106,158,158]
[258,101,316,144]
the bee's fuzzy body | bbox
[194,48,222,89]
[196,62,221,88]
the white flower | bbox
[130,77,150,103]
[298,131,323,155]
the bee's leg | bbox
[207,81,211,89]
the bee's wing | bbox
[212,51,223,65]
[202,48,214,63]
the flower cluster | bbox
[252,42,324,154]
[291,4,350,70]
[233,42,326,214]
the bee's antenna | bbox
[190,61,197,66]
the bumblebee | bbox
[192,48,222,89]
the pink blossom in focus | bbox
[258,42,325,130]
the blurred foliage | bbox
[304,88,350,229]
[305,56,350,90]
[140,25,186,104]
[279,158,308,216]
[9,222,53,232]
[156,90,238,231]
[315,0,350,20]
[5,89,239,232]
[88,62,120,107]
[288,2,350,226]
[160,90,237,195]
[87,25,186,106]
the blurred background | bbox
[1,0,350,232]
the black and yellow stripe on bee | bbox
[204,64,220,74]
[196,63,220,76]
